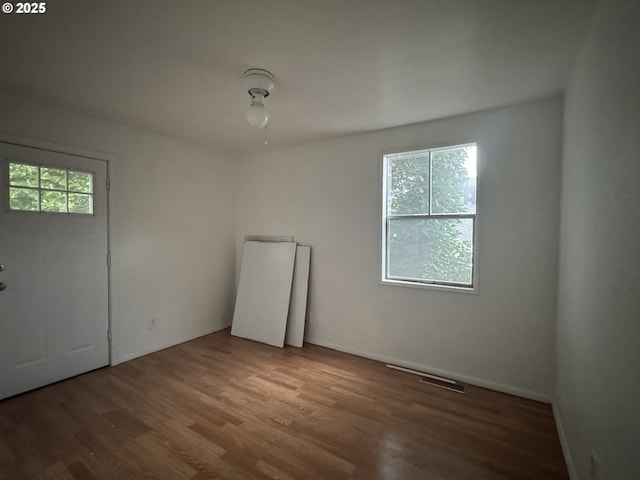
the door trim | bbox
[0,131,114,365]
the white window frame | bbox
[5,160,95,216]
[381,142,478,293]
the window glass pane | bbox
[7,163,94,215]
[9,163,39,188]
[431,146,477,214]
[41,190,67,212]
[40,167,67,191]
[68,171,92,193]
[388,153,429,215]
[9,187,39,211]
[388,217,474,285]
[68,193,93,214]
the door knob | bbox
[0,282,5,291]
[0,264,4,272]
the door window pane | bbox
[68,193,92,214]
[68,171,92,193]
[9,163,39,188]
[41,191,67,212]
[9,187,39,211]
[40,167,67,191]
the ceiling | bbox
[0,0,595,156]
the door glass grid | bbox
[8,162,94,215]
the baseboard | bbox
[553,402,577,480]
[304,336,552,403]
[113,323,231,365]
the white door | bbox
[0,142,109,400]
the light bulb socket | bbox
[249,93,265,106]
[243,68,275,129]
[243,69,275,97]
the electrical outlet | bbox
[148,317,157,329]
[590,450,600,480]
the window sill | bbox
[380,278,478,295]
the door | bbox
[0,142,109,400]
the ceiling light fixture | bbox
[243,68,275,129]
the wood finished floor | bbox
[0,329,568,480]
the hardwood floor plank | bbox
[254,459,297,480]
[0,329,569,479]
[66,461,98,480]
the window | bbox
[8,162,94,215]
[382,143,477,290]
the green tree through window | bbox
[8,162,94,215]
[383,144,476,288]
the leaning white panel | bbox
[231,241,297,348]
[285,246,311,348]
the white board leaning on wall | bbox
[231,240,310,348]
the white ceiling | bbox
[0,0,595,155]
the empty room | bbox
[0,0,638,479]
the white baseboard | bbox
[304,336,552,403]
[113,323,231,365]
[553,402,577,480]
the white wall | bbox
[0,93,236,364]
[556,0,640,478]
[236,98,563,400]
